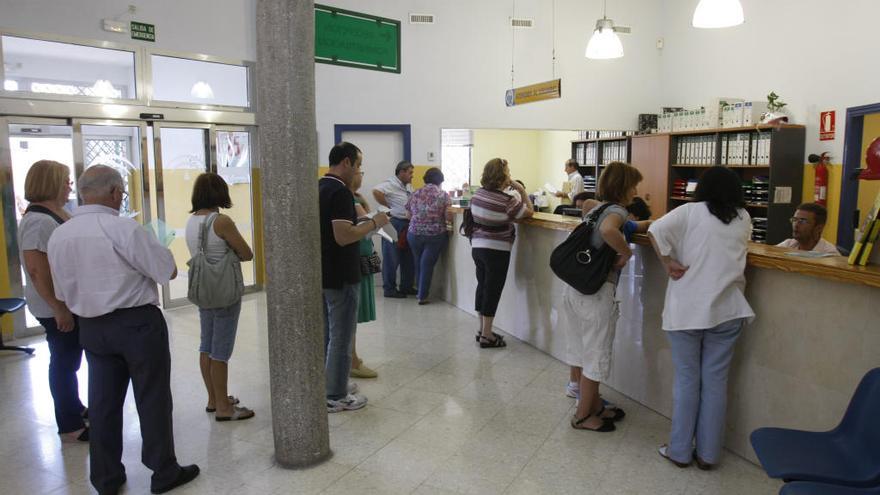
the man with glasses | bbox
[777,202,840,254]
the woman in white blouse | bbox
[647,166,755,470]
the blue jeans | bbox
[322,284,359,400]
[198,300,242,362]
[666,318,745,464]
[37,316,86,434]
[407,231,447,301]
[381,217,415,295]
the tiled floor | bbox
[0,292,782,494]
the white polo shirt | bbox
[373,176,412,219]
[567,171,584,201]
[776,238,840,255]
[648,202,755,331]
[48,204,176,318]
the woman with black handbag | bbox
[557,162,643,432]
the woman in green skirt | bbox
[350,170,378,378]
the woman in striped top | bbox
[468,158,534,348]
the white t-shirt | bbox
[18,212,62,318]
[648,202,755,331]
[776,238,840,255]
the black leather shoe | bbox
[151,465,200,494]
[384,291,406,298]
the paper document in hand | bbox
[543,183,559,194]
[367,211,398,243]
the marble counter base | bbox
[438,216,880,464]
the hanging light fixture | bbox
[190,81,215,99]
[585,0,630,60]
[91,79,118,98]
[692,0,744,29]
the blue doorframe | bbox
[838,103,880,249]
[333,124,412,163]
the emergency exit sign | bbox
[131,22,156,42]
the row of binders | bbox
[576,130,634,140]
[674,133,772,166]
[657,98,768,132]
[751,217,768,244]
[601,141,627,165]
[575,142,598,166]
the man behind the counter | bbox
[555,159,584,204]
[777,202,840,254]
[373,160,416,298]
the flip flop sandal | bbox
[215,406,255,422]
[206,395,240,413]
[475,332,505,343]
[570,414,615,432]
[478,335,507,348]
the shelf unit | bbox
[570,136,632,194]
[665,125,805,244]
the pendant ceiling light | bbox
[585,0,630,60]
[90,79,118,98]
[190,81,215,99]
[692,0,744,29]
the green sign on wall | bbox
[130,21,155,42]
[315,5,401,74]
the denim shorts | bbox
[198,300,242,362]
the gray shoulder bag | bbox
[186,213,244,308]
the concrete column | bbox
[256,0,329,467]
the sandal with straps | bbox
[570,414,615,432]
[478,335,507,349]
[475,332,505,343]
[598,405,626,422]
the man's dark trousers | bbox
[79,305,180,494]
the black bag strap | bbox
[25,204,65,225]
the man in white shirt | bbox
[372,160,416,298]
[48,165,199,495]
[555,159,584,205]
[777,202,840,255]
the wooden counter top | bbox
[448,207,880,289]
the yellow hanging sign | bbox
[505,79,562,107]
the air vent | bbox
[409,13,435,24]
[510,18,534,28]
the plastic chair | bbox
[751,367,880,488]
[780,481,880,495]
[0,298,34,355]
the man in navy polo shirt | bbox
[319,142,390,412]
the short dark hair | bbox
[423,167,444,185]
[694,167,744,224]
[796,202,828,225]
[395,160,414,176]
[329,142,361,167]
[190,173,232,212]
[565,159,579,170]
[597,162,643,204]
[627,196,651,220]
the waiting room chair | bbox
[0,298,34,355]
[751,367,880,488]
[780,481,880,495]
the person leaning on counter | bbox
[776,202,840,255]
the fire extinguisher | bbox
[809,152,830,206]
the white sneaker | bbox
[565,381,579,399]
[348,382,359,394]
[327,393,368,413]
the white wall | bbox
[0,0,256,61]
[316,0,665,164]
[659,0,880,158]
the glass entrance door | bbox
[1,118,74,333]
[152,123,211,307]
[215,127,257,288]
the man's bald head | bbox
[79,165,125,208]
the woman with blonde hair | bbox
[465,158,534,348]
[558,161,643,432]
[185,173,255,421]
[19,160,88,442]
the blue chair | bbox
[0,298,34,355]
[751,367,880,488]
[780,481,880,495]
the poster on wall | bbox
[820,111,835,141]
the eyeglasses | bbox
[789,217,811,225]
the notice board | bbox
[315,5,401,73]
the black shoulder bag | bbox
[549,202,618,295]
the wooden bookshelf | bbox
[570,134,633,199]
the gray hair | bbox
[78,165,124,200]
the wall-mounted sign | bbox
[130,21,155,42]
[820,110,836,141]
[505,79,562,107]
[315,5,401,74]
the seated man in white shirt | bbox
[777,202,840,255]
[555,159,584,205]
[48,165,198,495]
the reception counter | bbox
[438,209,880,463]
